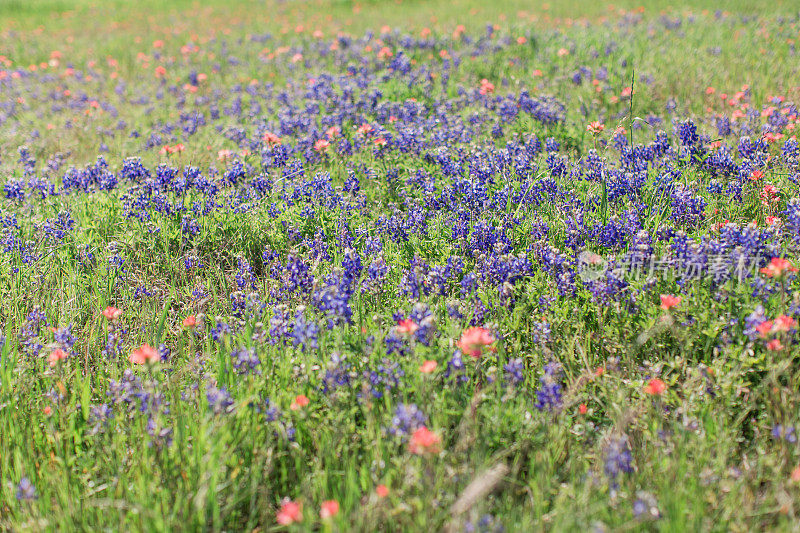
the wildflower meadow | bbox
[3,0,800,530]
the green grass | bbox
[1,0,800,531]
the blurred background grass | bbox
[2,0,798,165]
[2,0,796,34]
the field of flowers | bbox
[3,0,800,530]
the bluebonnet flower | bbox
[534,361,563,411]
[604,436,634,482]
[321,353,353,394]
[504,358,525,385]
[364,360,404,399]
[181,215,200,238]
[41,211,75,241]
[389,403,427,437]
[384,329,408,357]
[157,344,170,362]
[459,272,477,296]
[108,369,166,412]
[134,286,154,299]
[344,168,360,193]
[444,350,469,383]
[743,306,768,340]
[19,307,48,358]
[120,157,150,182]
[146,419,174,449]
[362,255,389,293]
[785,198,800,242]
[447,300,464,319]
[231,346,260,374]
[282,254,314,295]
[255,398,282,423]
[462,291,487,324]
[235,256,256,290]
[464,514,504,533]
[102,321,125,359]
[254,397,296,440]
[532,320,551,347]
[206,385,234,415]
[669,185,706,228]
[783,138,799,167]
[107,253,125,273]
[183,253,203,271]
[771,424,797,443]
[52,324,76,352]
[230,290,265,321]
[289,308,319,351]
[677,119,699,147]
[16,477,37,501]
[211,321,231,343]
[715,115,732,137]
[341,248,362,287]
[404,303,437,345]
[313,271,353,326]
[107,370,143,406]
[87,404,114,436]
[4,178,26,202]
[192,284,208,302]
[18,146,36,171]
[268,306,291,343]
